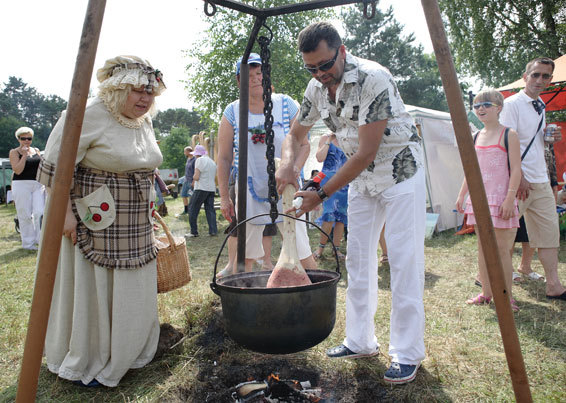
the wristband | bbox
[317,187,328,201]
[508,189,517,193]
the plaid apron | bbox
[70,165,157,269]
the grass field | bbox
[1,196,565,402]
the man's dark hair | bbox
[298,21,342,53]
[525,57,555,74]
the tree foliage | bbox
[185,0,333,126]
[159,126,192,173]
[153,108,206,135]
[439,0,566,86]
[0,77,67,156]
[342,5,448,111]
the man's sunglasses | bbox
[19,137,33,141]
[473,102,499,110]
[304,48,339,74]
[529,72,552,80]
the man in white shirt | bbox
[276,21,425,384]
[186,145,217,237]
[500,57,566,301]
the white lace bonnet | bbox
[96,55,166,95]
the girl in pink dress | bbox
[456,89,522,312]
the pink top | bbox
[464,128,519,229]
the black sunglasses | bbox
[473,102,499,110]
[304,48,340,74]
[19,137,33,141]
[529,72,552,80]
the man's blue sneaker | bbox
[383,362,420,384]
[326,344,379,359]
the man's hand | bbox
[220,197,234,222]
[286,189,322,217]
[516,175,532,201]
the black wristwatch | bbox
[317,187,328,201]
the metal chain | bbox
[258,23,279,223]
[363,1,376,19]
[204,1,217,16]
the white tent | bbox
[305,105,473,232]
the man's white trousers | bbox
[343,169,426,365]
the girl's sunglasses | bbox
[19,137,33,141]
[304,48,339,74]
[473,102,499,110]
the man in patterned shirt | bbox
[276,21,425,384]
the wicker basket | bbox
[154,211,191,293]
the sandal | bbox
[216,267,233,279]
[313,243,326,260]
[519,271,545,281]
[379,254,388,264]
[336,251,346,260]
[512,272,523,283]
[466,293,492,305]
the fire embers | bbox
[232,373,322,402]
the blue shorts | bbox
[181,180,193,198]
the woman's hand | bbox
[63,209,78,244]
[455,196,465,213]
[499,197,516,220]
[220,196,235,222]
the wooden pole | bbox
[16,1,106,401]
[420,1,532,401]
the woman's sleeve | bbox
[37,104,106,188]
[286,95,300,120]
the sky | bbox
[0,0,433,112]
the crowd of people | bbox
[9,18,565,390]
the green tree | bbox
[185,0,333,126]
[153,108,206,134]
[0,116,27,158]
[439,0,566,86]
[0,77,67,155]
[159,126,192,173]
[341,5,448,111]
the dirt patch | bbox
[153,323,185,360]
[174,308,392,402]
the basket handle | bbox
[153,211,178,250]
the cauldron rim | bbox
[210,269,341,295]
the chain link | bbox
[258,23,278,223]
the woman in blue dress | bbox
[313,133,348,259]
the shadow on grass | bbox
[426,228,473,249]
[0,248,37,265]
[1,352,188,403]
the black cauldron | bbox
[210,214,341,354]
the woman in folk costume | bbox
[39,55,166,387]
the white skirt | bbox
[44,237,160,387]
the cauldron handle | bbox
[210,213,340,293]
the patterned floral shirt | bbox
[297,52,423,196]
